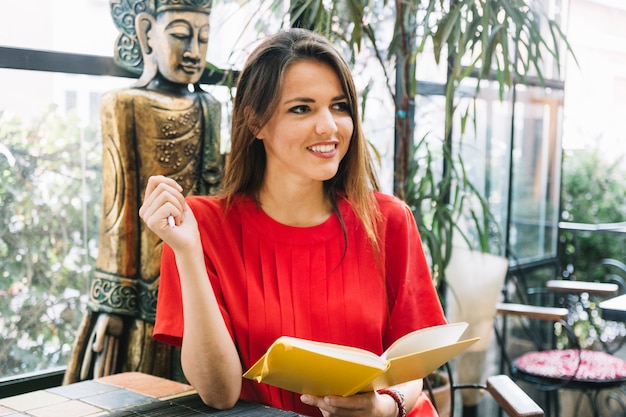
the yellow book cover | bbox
[243,322,479,397]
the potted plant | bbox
[394,2,571,411]
[425,370,451,417]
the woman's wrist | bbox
[377,388,407,417]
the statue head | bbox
[154,0,212,13]
[110,0,212,88]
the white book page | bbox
[382,322,469,359]
[279,337,386,369]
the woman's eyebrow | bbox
[284,97,315,104]
[284,94,347,105]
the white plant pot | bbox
[445,247,509,406]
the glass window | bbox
[0,73,235,381]
[413,80,563,265]
[0,0,116,55]
[0,70,133,379]
[0,0,279,66]
[509,85,564,263]
[457,82,515,256]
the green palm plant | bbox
[287,0,574,295]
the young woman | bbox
[139,28,446,417]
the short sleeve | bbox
[378,194,447,348]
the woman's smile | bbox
[307,142,338,157]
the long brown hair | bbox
[220,28,381,248]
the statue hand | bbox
[80,313,124,379]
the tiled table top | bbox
[0,372,299,417]
[0,372,192,417]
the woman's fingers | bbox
[143,175,182,200]
[142,176,184,208]
[138,176,200,252]
[139,175,186,229]
[142,197,183,231]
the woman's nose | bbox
[315,109,338,136]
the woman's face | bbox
[151,11,209,84]
[256,60,353,185]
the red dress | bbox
[154,193,446,416]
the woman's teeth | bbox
[308,144,335,153]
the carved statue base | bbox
[63,310,183,385]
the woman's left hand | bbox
[300,391,398,417]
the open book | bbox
[243,322,479,397]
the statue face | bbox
[150,10,210,85]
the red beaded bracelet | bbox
[377,388,407,417]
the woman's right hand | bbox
[139,175,200,251]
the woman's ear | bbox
[244,106,264,139]
[134,12,157,87]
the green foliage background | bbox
[556,147,626,351]
[558,147,626,278]
[0,108,101,378]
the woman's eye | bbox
[289,105,310,114]
[332,102,350,112]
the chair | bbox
[424,363,545,417]
[494,259,626,417]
